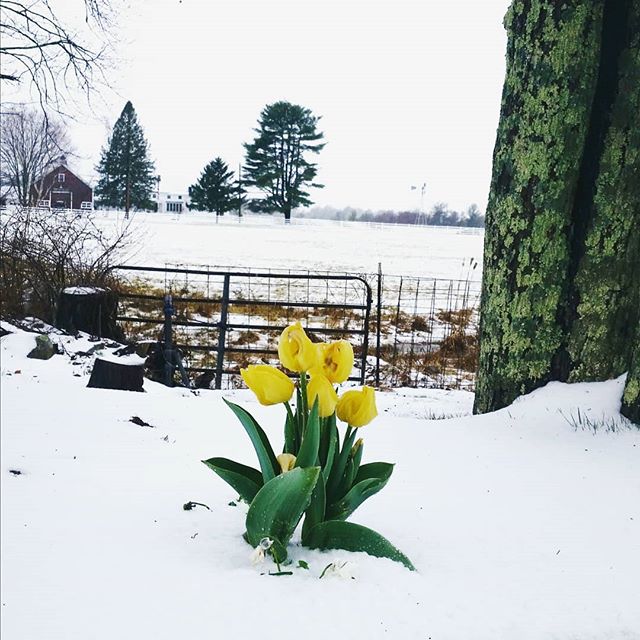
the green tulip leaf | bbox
[223,398,278,482]
[305,520,415,570]
[326,426,357,499]
[246,466,321,559]
[327,462,394,521]
[302,471,326,544]
[320,416,338,483]
[354,462,395,485]
[295,399,320,468]
[284,407,296,455]
[202,456,263,503]
[350,440,364,483]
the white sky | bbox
[15,0,512,212]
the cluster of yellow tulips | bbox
[203,321,414,571]
[240,321,377,427]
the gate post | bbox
[376,263,383,386]
[215,274,231,389]
[163,293,175,387]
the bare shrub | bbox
[0,206,138,322]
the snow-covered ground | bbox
[101,211,484,279]
[2,323,639,640]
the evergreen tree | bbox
[95,101,155,215]
[188,157,239,216]
[243,101,325,221]
[465,204,484,228]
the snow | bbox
[62,286,106,295]
[98,211,485,279]
[2,324,639,640]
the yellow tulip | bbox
[276,453,296,473]
[316,340,354,384]
[307,374,338,418]
[336,386,378,427]
[240,365,294,405]
[278,322,318,373]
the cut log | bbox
[87,357,144,392]
[56,287,123,341]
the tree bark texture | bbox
[621,320,640,423]
[474,0,640,418]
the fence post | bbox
[215,274,231,390]
[163,293,174,387]
[361,281,372,386]
[376,262,382,386]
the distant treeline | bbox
[296,202,485,227]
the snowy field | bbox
[2,323,639,640]
[99,211,485,279]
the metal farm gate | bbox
[112,265,372,388]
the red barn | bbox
[31,162,93,210]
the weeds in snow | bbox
[559,408,636,433]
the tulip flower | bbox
[336,386,378,427]
[278,322,318,373]
[306,374,339,418]
[316,340,354,384]
[240,365,295,405]
[276,453,297,473]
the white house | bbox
[152,191,190,213]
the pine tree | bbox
[95,101,155,215]
[188,157,239,216]
[243,102,325,221]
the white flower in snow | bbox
[250,537,273,565]
[320,559,357,580]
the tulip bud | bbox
[336,386,378,427]
[351,437,364,456]
[276,453,296,473]
[240,365,295,405]
[278,322,318,373]
[306,374,339,418]
[316,340,354,384]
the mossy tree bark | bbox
[474,0,640,420]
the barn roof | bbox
[38,163,92,189]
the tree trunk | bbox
[474,0,640,420]
[621,321,640,423]
[87,357,144,392]
[56,287,124,341]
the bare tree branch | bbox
[0,0,115,111]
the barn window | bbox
[80,201,92,210]
[57,173,65,183]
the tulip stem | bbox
[299,373,309,432]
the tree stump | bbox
[87,357,144,392]
[56,287,123,341]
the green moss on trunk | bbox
[474,1,604,413]
[567,3,640,380]
[622,321,640,425]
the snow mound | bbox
[1,323,639,640]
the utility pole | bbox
[237,163,243,219]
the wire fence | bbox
[113,262,481,391]
[367,267,481,390]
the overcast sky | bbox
[22,0,512,212]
